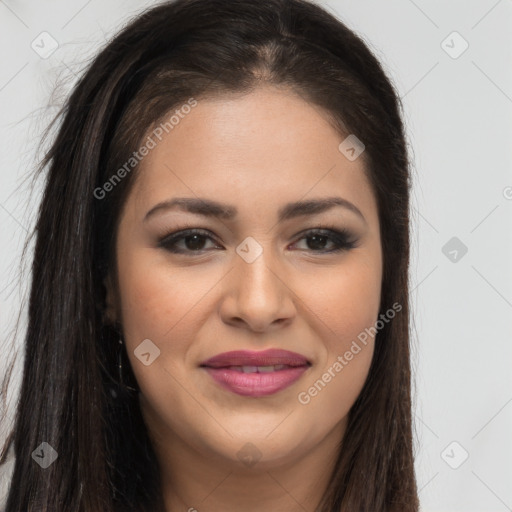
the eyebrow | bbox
[144,196,366,224]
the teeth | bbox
[241,365,258,373]
[258,365,277,373]
[227,365,289,373]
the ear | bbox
[103,273,119,327]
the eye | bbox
[291,227,358,253]
[158,229,221,253]
[157,226,358,255]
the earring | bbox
[117,338,138,392]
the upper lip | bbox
[200,349,311,368]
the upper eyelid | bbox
[160,225,351,238]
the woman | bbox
[0,0,419,510]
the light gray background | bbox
[0,1,511,511]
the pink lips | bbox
[200,349,311,397]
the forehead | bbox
[128,86,377,225]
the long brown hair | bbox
[0,0,418,510]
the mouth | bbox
[200,349,312,397]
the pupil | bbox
[308,234,327,250]
[186,234,205,250]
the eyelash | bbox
[157,225,358,255]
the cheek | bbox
[115,249,221,389]
[116,248,213,339]
[294,256,381,414]
[298,252,382,343]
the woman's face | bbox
[107,85,382,472]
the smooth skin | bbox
[105,85,383,512]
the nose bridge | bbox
[221,235,295,330]
[235,236,282,301]
[239,242,278,289]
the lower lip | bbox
[202,366,310,397]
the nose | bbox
[219,246,297,333]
